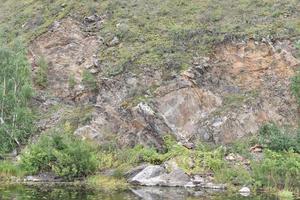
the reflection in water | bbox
[0,185,136,200]
[131,187,278,200]
[0,185,278,200]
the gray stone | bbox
[164,169,190,186]
[24,173,61,183]
[192,175,205,184]
[239,187,250,196]
[108,36,120,47]
[84,14,99,23]
[124,164,149,179]
[128,164,226,189]
[201,182,227,190]
[129,164,190,187]
[89,68,99,74]
[129,165,166,185]
[92,55,101,68]
[74,125,103,141]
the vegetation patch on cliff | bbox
[0,44,34,154]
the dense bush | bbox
[0,160,26,178]
[20,132,97,180]
[252,150,300,190]
[96,136,226,175]
[97,136,189,170]
[0,45,34,153]
[259,123,299,153]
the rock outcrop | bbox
[29,17,101,99]
[30,17,299,149]
[86,39,298,148]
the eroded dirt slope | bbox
[29,18,101,99]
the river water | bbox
[0,185,278,200]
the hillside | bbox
[0,0,300,198]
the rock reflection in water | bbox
[131,187,224,200]
[0,185,278,200]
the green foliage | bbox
[0,0,299,85]
[0,0,87,44]
[96,136,178,171]
[0,45,34,153]
[228,137,258,158]
[191,145,226,174]
[82,70,97,91]
[96,145,167,172]
[295,40,300,58]
[68,74,76,89]
[121,145,167,165]
[20,132,97,180]
[278,190,294,200]
[252,150,300,191]
[95,0,300,80]
[35,56,48,88]
[96,136,226,175]
[291,72,300,105]
[95,135,299,193]
[0,160,26,178]
[214,165,253,186]
[259,123,299,153]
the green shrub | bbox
[96,136,227,176]
[0,45,34,153]
[82,70,97,91]
[252,150,300,191]
[95,136,184,171]
[0,160,26,178]
[259,123,299,153]
[278,190,294,200]
[35,56,48,88]
[193,146,226,174]
[291,72,300,106]
[228,137,258,159]
[20,132,97,180]
[214,165,253,186]
[117,145,166,166]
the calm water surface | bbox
[0,185,279,200]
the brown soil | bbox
[29,18,101,98]
[215,39,298,90]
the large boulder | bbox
[129,164,191,187]
[129,165,166,186]
[128,164,226,189]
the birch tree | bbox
[0,45,34,153]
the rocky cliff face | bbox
[29,17,299,150]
